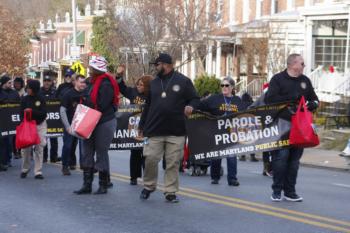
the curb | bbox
[300,162,350,172]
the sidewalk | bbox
[300,148,350,171]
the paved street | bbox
[0,150,350,233]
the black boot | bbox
[94,171,108,194]
[74,169,93,195]
[107,173,113,189]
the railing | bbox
[309,65,323,92]
[235,78,247,96]
[245,78,266,98]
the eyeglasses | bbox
[221,84,230,88]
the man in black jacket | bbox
[265,54,319,202]
[0,76,20,170]
[139,53,199,203]
[40,72,58,163]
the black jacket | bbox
[20,95,47,124]
[197,94,244,116]
[39,87,56,100]
[0,88,20,102]
[83,79,116,125]
[265,69,318,104]
[119,79,146,105]
[56,83,73,100]
[139,70,199,137]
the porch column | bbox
[206,42,213,75]
[216,41,222,78]
[190,44,196,80]
[304,19,313,76]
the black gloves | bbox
[306,100,318,112]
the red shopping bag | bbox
[15,109,40,149]
[289,96,319,147]
[71,104,102,139]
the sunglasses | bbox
[221,84,230,88]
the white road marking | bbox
[332,183,350,188]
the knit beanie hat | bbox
[0,76,11,87]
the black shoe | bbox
[56,157,62,162]
[284,193,303,202]
[250,157,259,162]
[165,194,179,203]
[94,186,107,194]
[69,165,76,170]
[211,179,219,184]
[239,156,246,161]
[35,174,44,179]
[130,179,137,185]
[271,192,282,202]
[20,172,28,178]
[107,181,113,189]
[0,164,8,172]
[62,167,71,176]
[140,188,154,200]
[228,179,240,186]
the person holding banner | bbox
[40,72,59,164]
[195,77,244,186]
[74,56,119,195]
[20,80,47,179]
[264,54,319,202]
[0,76,20,169]
[139,53,199,203]
[116,65,153,185]
[60,75,87,176]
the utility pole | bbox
[72,0,77,47]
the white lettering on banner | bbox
[217,116,262,130]
[128,116,140,126]
[214,126,279,145]
[115,129,138,138]
[11,114,20,122]
[47,112,60,120]
[115,142,143,148]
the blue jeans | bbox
[61,131,75,167]
[271,147,303,195]
[210,156,237,183]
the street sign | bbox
[71,61,86,76]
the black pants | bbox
[130,149,144,180]
[43,138,58,161]
[70,137,78,166]
[271,147,303,195]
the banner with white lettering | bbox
[0,100,63,137]
[186,103,292,161]
[110,104,143,150]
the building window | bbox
[313,19,348,71]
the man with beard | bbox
[138,53,199,203]
[40,72,58,163]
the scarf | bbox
[90,73,119,109]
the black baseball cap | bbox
[43,75,52,81]
[150,53,173,65]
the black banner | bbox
[0,100,64,137]
[186,103,292,161]
[110,104,144,150]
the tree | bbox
[96,0,215,82]
[91,16,121,73]
[0,5,29,76]
[194,74,221,97]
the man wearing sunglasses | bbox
[138,53,199,203]
[265,54,319,202]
